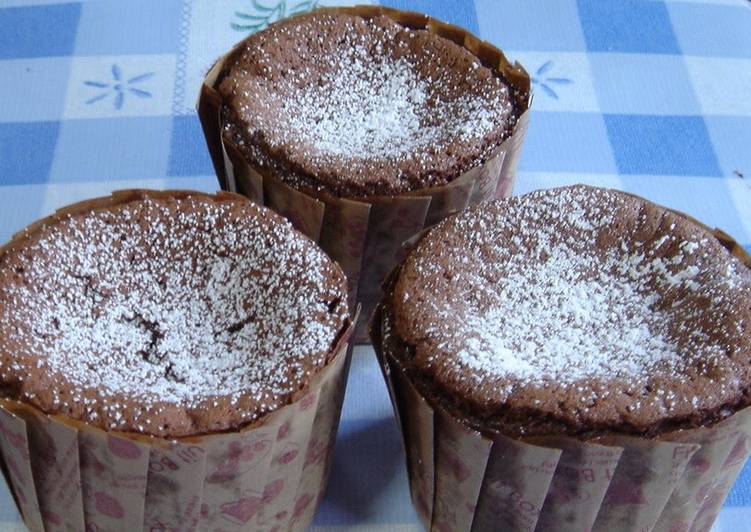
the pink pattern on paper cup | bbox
[535,440,623,532]
[371,221,751,532]
[653,408,751,532]
[94,491,124,518]
[602,478,648,506]
[0,318,354,532]
[263,478,284,501]
[276,443,299,465]
[144,441,206,532]
[0,407,45,532]
[42,510,61,525]
[220,492,265,524]
[20,408,86,531]
[107,435,143,459]
[0,422,26,452]
[256,384,321,531]
[206,435,272,483]
[433,412,493,532]
[723,434,749,468]
[304,438,327,469]
[475,446,560,532]
[200,426,278,530]
[79,429,150,531]
[299,392,317,412]
[292,492,314,520]
[442,446,471,483]
[5,456,23,484]
[277,421,291,441]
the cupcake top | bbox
[389,185,751,438]
[0,191,350,438]
[219,11,522,198]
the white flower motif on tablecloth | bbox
[83,65,154,110]
[531,60,572,100]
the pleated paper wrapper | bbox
[0,190,356,532]
[197,5,532,343]
[371,217,751,532]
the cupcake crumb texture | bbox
[220,12,520,197]
[0,194,349,437]
[392,185,751,436]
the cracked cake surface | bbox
[0,191,350,438]
[385,185,751,438]
[218,11,521,198]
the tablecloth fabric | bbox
[0,0,750,530]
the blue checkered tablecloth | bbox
[0,0,750,530]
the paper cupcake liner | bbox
[197,5,532,342]
[0,342,352,532]
[371,216,751,532]
[0,189,357,532]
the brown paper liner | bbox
[371,212,751,532]
[197,5,532,343]
[0,189,357,532]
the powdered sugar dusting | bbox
[281,49,500,159]
[453,252,702,385]
[396,186,751,420]
[221,12,519,196]
[0,194,348,435]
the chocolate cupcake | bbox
[0,190,353,532]
[198,6,531,341]
[372,185,751,532]
[218,11,520,198]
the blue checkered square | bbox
[520,112,617,173]
[0,3,80,60]
[340,349,397,423]
[167,115,215,177]
[379,0,478,34]
[605,115,722,176]
[315,418,415,526]
[49,116,171,182]
[725,428,751,509]
[0,121,59,184]
[163,176,217,194]
[475,0,585,52]
[577,0,680,54]
[515,172,624,197]
[704,116,751,178]
[588,53,700,115]
[0,57,72,122]
[683,57,751,117]
[75,0,181,55]
[668,3,751,59]
[0,185,45,243]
